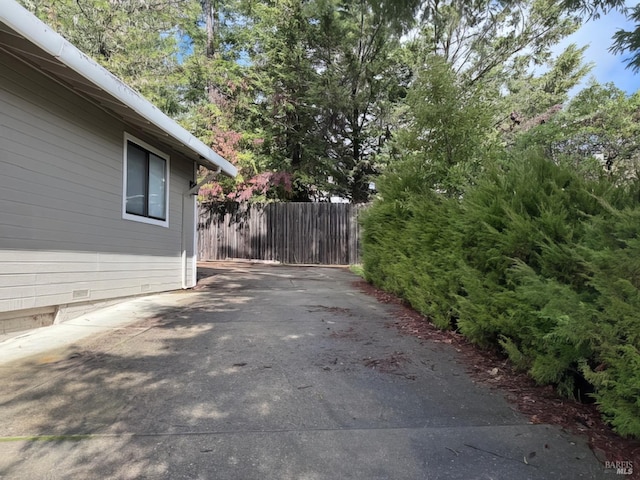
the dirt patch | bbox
[307,305,353,316]
[329,327,359,340]
[363,351,412,375]
[353,279,640,475]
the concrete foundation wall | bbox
[0,306,56,335]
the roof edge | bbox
[1,1,237,177]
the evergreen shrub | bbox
[362,151,640,437]
[361,191,463,329]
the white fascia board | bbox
[1,0,237,178]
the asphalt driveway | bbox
[0,263,606,479]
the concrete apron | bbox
[0,263,607,479]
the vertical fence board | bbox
[198,202,367,265]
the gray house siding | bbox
[0,49,197,321]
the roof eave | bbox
[0,1,237,178]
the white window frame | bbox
[122,133,170,228]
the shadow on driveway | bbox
[0,262,607,479]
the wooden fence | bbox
[198,202,367,265]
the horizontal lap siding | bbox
[0,51,194,314]
[0,252,182,312]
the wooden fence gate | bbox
[198,202,367,265]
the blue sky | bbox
[556,5,640,95]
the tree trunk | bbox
[203,0,217,58]
[202,0,224,106]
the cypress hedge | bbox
[362,151,640,437]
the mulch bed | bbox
[353,279,640,477]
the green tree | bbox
[376,0,589,199]
[497,43,592,136]
[241,0,323,200]
[20,0,202,115]
[516,81,640,176]
[380,56,500,200]
[240,0,408,202]
[410,0,580,87]
[181,0,281,203]
[312,0,408,202]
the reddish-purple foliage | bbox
[211,127,242,165]
[200,183,223,198]
[227,171,293,201]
